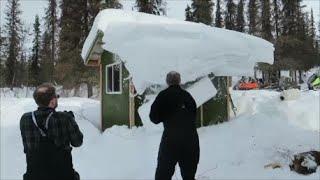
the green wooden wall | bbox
[101,52,130,129]
[195,77,228,127]
[100,51,228,130]
[101,51,142,130]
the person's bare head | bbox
[33,83,59,109]
[166,71,181,86]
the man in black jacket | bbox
[20,83,83,180]
[150,71,200,180]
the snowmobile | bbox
[235,77,259,90]
[307,74,320,90]
[238,82,259,90]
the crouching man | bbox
[150,71,200,180]
[20,83,83,180]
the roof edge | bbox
[83,30,104,65]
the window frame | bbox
[105,61,122,95]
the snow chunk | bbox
[82,9,274,94]
[186,76,217,108]
[301,154,318,170]
[280,89,301,101]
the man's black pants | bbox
[155,132,200,180]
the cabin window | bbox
[106,62,122,94]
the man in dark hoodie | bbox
[20,83,83,180]
[150,71,200,180]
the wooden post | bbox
[254,68,257,79]
[226,76,231,121]
[100,64,104,132]
[200,105,204,127]
[129,78,135,128]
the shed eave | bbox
[83,30,104,66]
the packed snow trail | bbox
[1,90,319,179]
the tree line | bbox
[185,0,320,82]
[0,0,319,94]
[0,0,167,95]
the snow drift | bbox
[1,90,319,179]
[82,9,274,94]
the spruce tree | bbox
[83,0,102,97]
[299,12,317,70]
[0,27,6,87]
[281,0,300,36]
[40,31,52,83]
[57,0,86,89]
[0,26,4,58]
[86,0,104,34]
[261,0,273,41]
[102,0,122,9]
[276,0,317,71]
[17,51,28,86]
[135,0,166,15]
[215,0,223,28]
[43,0,58,82]
[185,5,193,21]
[248,0,259,35]
[272,0,281,38]
[309,9,316,47]
[15,26,29,87]
[58,0,100,96]
[225,0,237,30]
[190,0,214,26]
[4,0,23,88]
[29,15,42,86]
[317,22,320,60]
[236,0,245,32]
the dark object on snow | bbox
[289,151,320,175]
[307,74,317,90]
[20,83,83,180]
[308,74,320,90]
[150,84,199,180]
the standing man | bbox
[150,71,200,180]
[20,83,83,180]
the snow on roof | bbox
[82,9,274,94]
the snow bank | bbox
[231,90,319,132]
[1,90,319,179]
[0,84,100,98]
[82,9,274,94]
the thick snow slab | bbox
[82,9,274,94]
[186,77,217,108]
[137,76,217,127]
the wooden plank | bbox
[129,78,135,128]
[100,64,104,132]
[226,76,231,121]
[86,59,100,67]
[200,105,203,127]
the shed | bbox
[81,9,274,131]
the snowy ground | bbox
[1,90,319,180]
